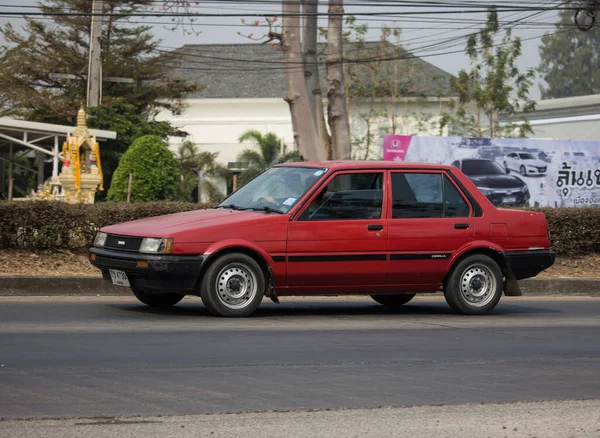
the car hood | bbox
[101,208,278,237]
[522,159,547,167]
[468,174,525,189]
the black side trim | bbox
[272,256,285,262]
[447,170,483,217]
[390,253,452,260]
[289,254,387,262]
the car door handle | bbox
[454,223,469,229]
[367,224,384,231]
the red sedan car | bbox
[89,161,555,317]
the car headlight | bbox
[477,187,494,195]
[139,237,174,254]
[94,232,108,248]
[522,185,529,192]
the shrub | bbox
[0,201,211,251]
[0,202,598,255]
[524,207,600,255]
[107,135,180,202]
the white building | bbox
[157,43,456,196]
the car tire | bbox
[131,286,184,308]
[370,294,416,307]
[520,165,526,176]
[504,161,509,172]
[443,254,503,315]
[200,253,265,317]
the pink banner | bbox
[383,135,412,161]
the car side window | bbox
[391,173,471,219]
[444,175,470,218]
[391,173,443,218]
[299,172,384,221]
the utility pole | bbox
[87,0,104,108]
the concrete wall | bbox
[529,117,600,142]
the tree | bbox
[107,135,179,202]
[279,0,325,161]
[341,20,440,159]
[0,0,198,193]
[439,8,537,139]
[303,0,332,159]
[538,9,600,99]
[326,0,352,160]
[213,1,348,161]
[176,141,231,203]
[237,130,302,186]
[86,99,177,200]
[0,0,196,122]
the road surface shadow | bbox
[105,299,562,319]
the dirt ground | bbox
[0,250,598,279]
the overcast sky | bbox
[1,1,560,100]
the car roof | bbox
[277,160,453,171]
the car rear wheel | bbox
[370,294,416,307]
[443,254,503,315]
[131,286,184,308]
[520,165,526,176]
[200,253,265,317]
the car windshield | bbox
[518,153,535,159]
[461,160,506,175]
[217,166,327,214]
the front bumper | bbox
[486,191,530,206]
[89,247,205,294]
[504,250,555,280]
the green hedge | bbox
[0,202,598,255]
[0,201,211,251]
[525,207,600,256]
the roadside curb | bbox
[0,277,599,297]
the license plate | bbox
[502,196,517,204]
[109,269,130,287]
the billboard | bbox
[383,135,600,208]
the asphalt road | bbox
[1,296,599,427]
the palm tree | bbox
[176,141,231,203]
[237,130,303,186]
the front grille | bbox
[104,234,143,252]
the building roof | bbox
[0,118,117,141]
[0,117,116,158]
[529,93,600,120]
[169,43,454,99]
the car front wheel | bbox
[200,253,265,317]
[444,254,503,315]
[131,286,184,308]
[370,294,416,307]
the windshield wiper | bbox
[250,206,284,214]
[216,204,249,211]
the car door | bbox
[286,170,388,292]
[505,153,515,171]
[387,170,474,289]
